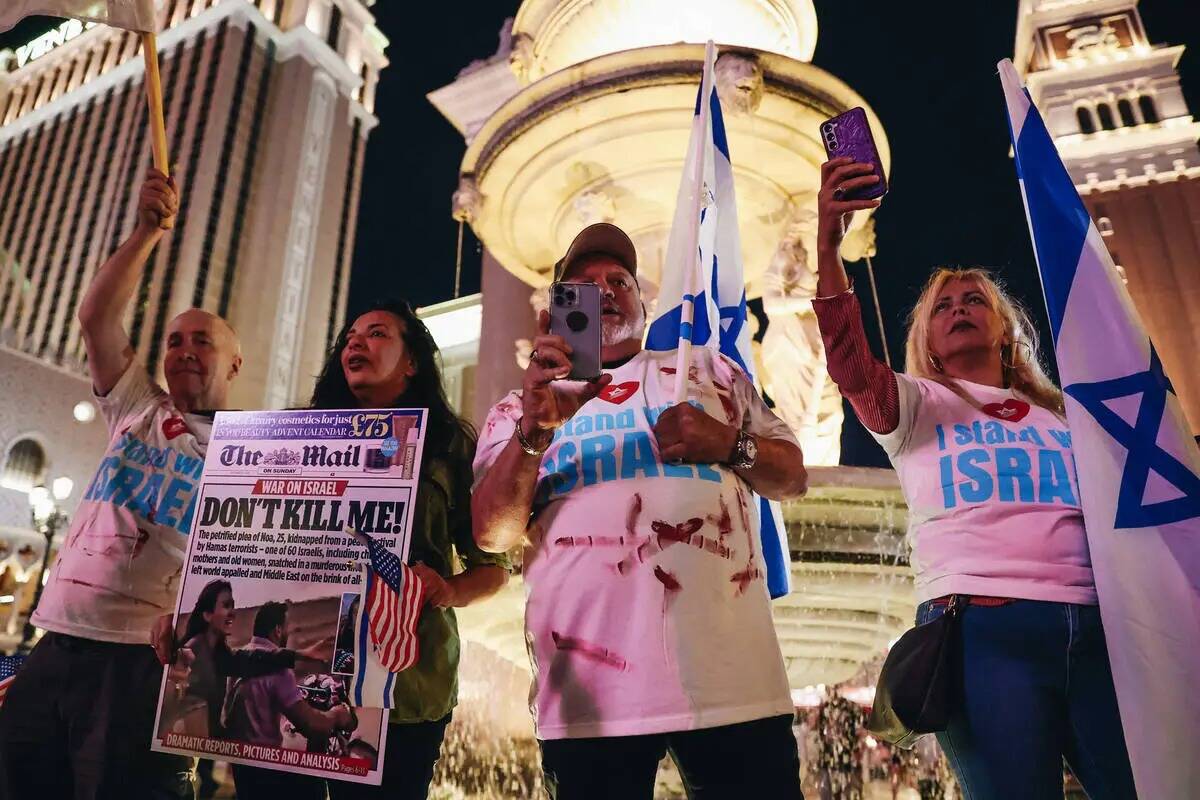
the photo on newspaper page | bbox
[150,409,427,785]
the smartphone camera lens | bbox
[566,310,588,333]
[565,289,577,304]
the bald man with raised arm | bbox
[0,169,243,799]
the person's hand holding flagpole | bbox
[1,1,169,174]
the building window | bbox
[1138,95,1159,124]
[68,53,88,91]
[1096,102,1116,131]
[1,438,47,493]
[1117,98,1136,127]
[34,71,54,109]
[49,64,67,102]
[19,84,37,115]
[101,38,118,72]
[1076,106,1097,134]
[356,63,368,103]
[83,47,101,81]
[326,3,342,52]
[2,87,22,124]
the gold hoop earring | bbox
[928,353,944,373]
[1001,340,1032,371]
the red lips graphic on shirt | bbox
[162,417,188,440]
[598,381,639,404]
[981,399,1030,422]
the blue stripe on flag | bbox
[383,666,396,707]
[646,292,713,350]
[1012,90,1091,342]
[353,570,373,707]
[710,83,730,160]
[759,496,789,597]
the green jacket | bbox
[388,430,509,723]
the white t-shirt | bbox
[34,363,211,643]
[474,348,796,740]
[875,374,1097,605]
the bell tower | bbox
[1015,0,1200,432]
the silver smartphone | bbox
[549,281,602,380]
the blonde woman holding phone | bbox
[811,156,1135,799]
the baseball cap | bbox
[553,222,639,282]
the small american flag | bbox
[0,654,26,707]
[359,531,425,672]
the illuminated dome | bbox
[511,0,818,82]
[456,42,887,294]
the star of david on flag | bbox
[1000,59,1200,797]
[645,42,791,599]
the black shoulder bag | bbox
[866,594,964,749]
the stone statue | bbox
[508,32,535,85]
[759,205,844,466]
[714,53,763,116]
[451,175,482,223]
[573,188,616,226]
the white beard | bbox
[602,314,643,347]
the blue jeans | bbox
[916,599,1135,799]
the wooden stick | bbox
[453,218,465,299]
[141,31,169,175]
[863,254,892,368]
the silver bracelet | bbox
[514,416,550,456]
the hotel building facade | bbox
[0,0,387,637]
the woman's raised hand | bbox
[816,157,882,259]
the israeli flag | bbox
[1000,59,1200,796]
[645,42,791,599]
[0,0,159,33]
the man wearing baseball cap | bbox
[473,223,808,797]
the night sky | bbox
[3,3,1197,467]
[355,1,1196,467]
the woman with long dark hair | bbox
[811,157,1135,798]
[312,299,510,800]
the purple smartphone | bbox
[820,107,887,200]
[549,281,602,380]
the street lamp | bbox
[21,478,71,651]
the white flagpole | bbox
[673,41,717,405]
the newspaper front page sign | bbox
[150,409,426,785]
